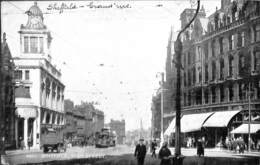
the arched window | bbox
[46,113,50,124]
[228,55,234,76]
[46,78,50,96]
[219,58,224,80]
[212,61,216,80]
[229,84,234,101]
[205,63,208,82]
[238,53,245,75]
[204,88,209,104]
[211,87,216,103]
[57,115,60,125]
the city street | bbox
[1,1,260,165]
[3,145,260,165]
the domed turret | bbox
[24,1,45,29]
[26,2,43,20]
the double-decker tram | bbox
[95,128,116,148]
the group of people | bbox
[224,136,259,153]
[134,139,172,165]
[19,136,32,150]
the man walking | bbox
[158,142,172,165]
[151,139,157,158]
[134,139,147,165]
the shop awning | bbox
[164,118,176,136]
[181,112,214,133]
[230,124,260,134]
[203,110,241,127]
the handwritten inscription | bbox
[47,2,131,14]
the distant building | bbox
[73,110,85,139]
[151,93,161,139]
[0,33,16,149]
[73,102,104,140]
[108,119,125,144]
[91,109,105,134]
[64,99,76,141]
[13,2,65,149]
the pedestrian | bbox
[197,138,204,157]
[257,140,260,151]
[20,138,25,150]
[134,138,147,165]
[28,137,31,150]
[158,142,172,165]
[151,139,157,158]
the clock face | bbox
[31,17,40,25]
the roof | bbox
[23,2,46,29]
[26,2,43,20]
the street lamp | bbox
[156,72,164,147]
[174,0,200,164]
[248,82,251,152]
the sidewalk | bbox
[167,147,260,157]
[1,154,9,165]
[5,148,42,156]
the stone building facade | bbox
[151,91,162,139]
[165,0,260,147]
[13,2,65,149]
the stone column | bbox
[23,118,28,149]
[15,118,18,149]
[33,118,37,148]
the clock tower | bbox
[19,2,52,62]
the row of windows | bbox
[185,24,260,66]
[184,81,260,107]
[24,36,44,53]
[14,70,30,80]
[184,51,260,87]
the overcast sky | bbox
[1,0,220,131]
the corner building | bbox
[13,2,65,149]
[166,0,260,147]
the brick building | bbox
[165,0,260,148]
[64,99,77,141]
[108,119,125,144]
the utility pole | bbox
[174,1,200,164]
[248,82,251,152]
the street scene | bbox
[1,0,260,165]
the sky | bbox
[1,0,220,131]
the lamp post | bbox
[157,72,165,147]
[174,0,200,164]
[248,82,251,152]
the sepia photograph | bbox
[0,0,260,164]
